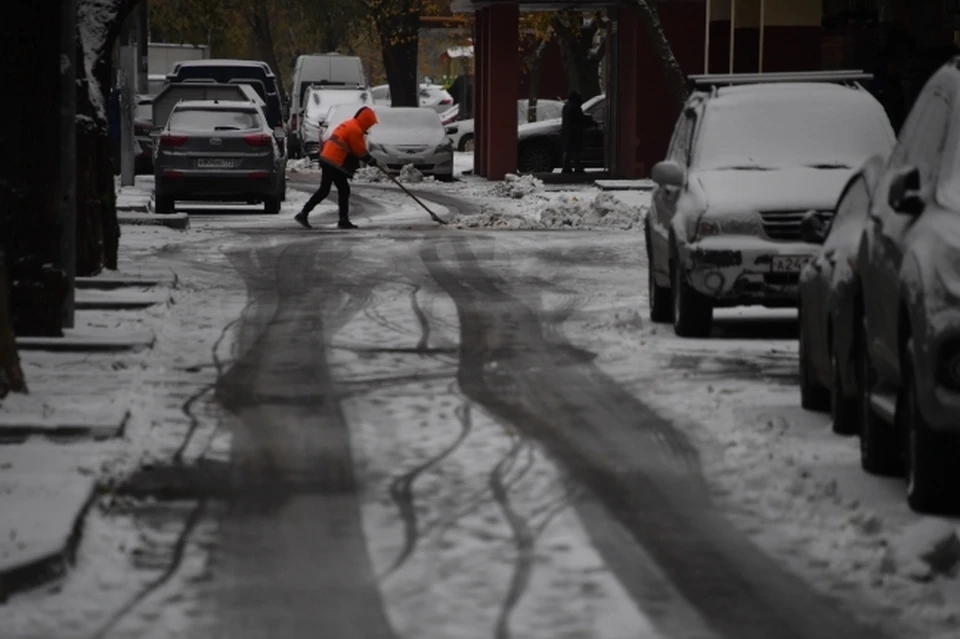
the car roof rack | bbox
[689,70,872,88]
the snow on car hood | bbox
[517,117,561,139]
[695,167,854,212]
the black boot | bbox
[338,218,358,229]
[294,211,311,229]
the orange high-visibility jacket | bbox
[321,107,378,171]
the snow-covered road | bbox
[3,167,958,638]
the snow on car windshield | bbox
[305,90,368,122]
[168,109,260,131]
[694,86,895,171]
[375,108,443,131]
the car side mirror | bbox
[445,125,459,135]
[651,160,685,187]
[888,166,924,216]
[800,210,830,244]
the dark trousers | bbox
[303,166,351,219]
[561,150,583,173]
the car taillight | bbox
[135,123,150,135]
[159,134,188,147]
[248,171,270,179]
[440,98,452,105]
[847,256,857,272]
[291,114,298,129]
[243,133,272,146]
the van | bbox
[286,53,366,158]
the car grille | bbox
[759,210,829,241]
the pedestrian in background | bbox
[561,91,589,174]
[294,106,380,230]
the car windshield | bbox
[374,108,442,131]
[324,104,368,131]
[135,101,153,121]
[693,87,895,171]
[305,90,367,122]
[168,109,260,132]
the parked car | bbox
[797,154,888,433]
[853,60,960,513]
[146,74,167,97]
[370,83,455,115]
[299,86,371,159]
[516,94,605,173]
[449,99,565,152]
[153,99,285,214]
[165,59,286,155]
[286,53,367,158]
[367,106,455,181]
[646,78,895,337]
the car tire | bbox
[436,173,455,183]
[799,307,830,412]
[154,193,174,215]
[646,228,671,323]
[264,194,281,215]
[858,323,902,476]
[831,346,859,435]
[518,142,554,173]
[671,259,712,338]
[280,173,287,201]
[459,134,474,152]
[903,345,960,513]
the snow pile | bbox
[881,519,960,582]
[287,158,319,173]
[540,192,644,230]
[453,207,540,230]
[399,164,425,183]
[492,173,543,199]
[353,166,388,183]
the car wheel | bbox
[518,142,554,173]
[646,229,671,323]
[858,323,902,476]
[154,193,174,215]
[799,308,830,412]
[264,194,281,215]
[280,174,287,201]
[671,258,712,338]
[903,345,960,513]
[831,345,859,435]
[460,134,474,152]
[436,173,455,183]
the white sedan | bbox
[447,99,565,151]
[370,84,455,115]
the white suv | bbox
[646,75,896,337]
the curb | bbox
[118,212,190,230]
[0,480,96,603]
[17,330,156,352]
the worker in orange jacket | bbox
[295,106,380,230]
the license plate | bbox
[196,158,234,169]
[771,255,811,272]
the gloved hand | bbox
[365,155,379,168]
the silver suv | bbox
[645,73,896,337]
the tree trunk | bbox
[554,14,603,100]
[0,256,27,398]
[1,2,69,340]
[378,13,420,107]
[248,0,287,102]
[527,37,550,122]
[634,0,690,107]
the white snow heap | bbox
[354,166,388,183]
[399,164,425,183]
[287,158,319,174]
[881,519,960,582]
[492,173,543,199]
[539,192,645,230]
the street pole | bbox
[60,0,77,328]
[729,0,736,74]
[137,0,149,92]
[119,44,136,186]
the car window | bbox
[834,175,870,224]
[168,109,260,132]
[667,111,694,165]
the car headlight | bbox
[435,140,453,153]
[368,142,385,153]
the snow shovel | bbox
[377,165,448,225]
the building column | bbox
[482,3,518,179]
[473,8,487,176]
[610,7,640,179]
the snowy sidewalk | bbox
[115,175,189,229]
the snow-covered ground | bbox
[4,165,959,638]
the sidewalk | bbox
[115,175,189,229]
[0,186,245,604]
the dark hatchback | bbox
[166,59,286,154]
[153,100,285,214]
